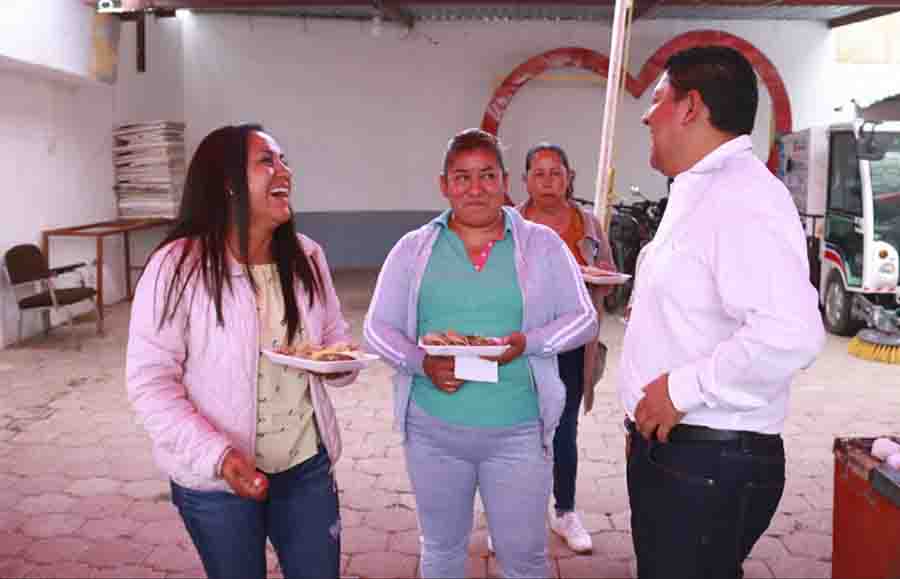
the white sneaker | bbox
[549,511,593,553]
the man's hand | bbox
[634,373,685,443]
[482,332,526,365]
[423,355,464,393]
[221,449,269,501]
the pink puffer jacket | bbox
[126,234,355,492]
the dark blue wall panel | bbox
[295,211,441,270]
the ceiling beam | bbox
[828,7,900,27]
[633,0,664,20]
[137,11,146,72]
[142,0,381,7]
[376,1,415,28]
[672,0,900,4]
[772,0,900,5]
[129,0,612,7]
[107,0,900,12]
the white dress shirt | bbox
[618,136,826,434]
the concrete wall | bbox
[0,0,117,346]
[0,0,98,80]
[0,10,837,343]
[0,10,182,347]
[0,67,116,345]
[174,14,832,267]
[113,17,186,273]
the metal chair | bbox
[3,244,102,343]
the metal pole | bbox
[593,0,633,228]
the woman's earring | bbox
[228,188,236,198]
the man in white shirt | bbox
[619,46,825,579]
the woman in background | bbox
[516,142,615,554]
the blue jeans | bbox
[170,447,340,579]
[553,345,585,513]
[626,424,785,579]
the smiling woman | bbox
[242,131,294,249]
[364,127,598,578]
[125,123,358,579]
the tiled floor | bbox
[0,269,897,578]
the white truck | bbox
[777,120,900,345]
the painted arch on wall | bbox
[480,30,792,171]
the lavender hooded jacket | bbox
[363,207,598,449]
[126,235,355,492]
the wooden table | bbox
[41,218,174,325]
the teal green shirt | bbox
[411,213,539,428]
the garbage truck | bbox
[777,120,900,358]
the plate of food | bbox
[581,265,632,286]
[418,330,509,357]
[262,342,379,373]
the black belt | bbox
[624,418,780,445]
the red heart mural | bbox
[480,30,791,171]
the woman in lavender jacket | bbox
[364,128,597,578]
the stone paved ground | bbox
[0,269,897,578]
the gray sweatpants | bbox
[404,400,552,578]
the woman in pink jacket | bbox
[126,124,356,579]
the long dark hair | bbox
[524,142,575,198]
[149,123,320,345]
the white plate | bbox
[262,349,380,373]
[418,342,509,357]
[582,271,632,286]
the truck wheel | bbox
[823,271,861,336]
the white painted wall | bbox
[0,10,837,345]
[116,17,185,124]
[113,17,186,273]
[0,10,182,347]
[0,0,98,80]
[0,0,113,346]
[0,67,116,345]
[178,15,833,211]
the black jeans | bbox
[552,345,585,513]
[626,424,785,579]
[171,447,340,579]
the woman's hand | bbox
[482,332,526,365]
[423,355,464,393]
[595,259,616,272]
[221,449,269,501]
[580,261,616,276]
[582,262,616,298]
